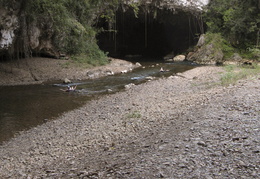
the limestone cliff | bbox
[0,3,19,53]
[0,0,209,60]
[0,1,59,59]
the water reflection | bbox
[0,85,91,143]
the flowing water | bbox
[0,61,197,144]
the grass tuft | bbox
[221,64,260,86]
[125,111,142,119]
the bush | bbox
[204,0,259,50]
[205,33,235,59]
[248,48,260,61]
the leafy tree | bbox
[205,0,260,49]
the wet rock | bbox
[145,76,155,80]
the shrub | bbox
[248,48,260,61]
[205,33,235,59]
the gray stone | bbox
[63,78,72,84]
[173,55,186,61]
[197,34,205,47]
[197,141,207,147]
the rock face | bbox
[0,6,19,51]
[0,0,209,60]
[196,33,205,47]
[187,34,224,65]
[0,2,60,58]
[28,21,59,58]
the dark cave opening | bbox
[96,7,204,61]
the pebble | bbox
[197,141,207,147]
[0,66,259,178]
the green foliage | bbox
[125,111,142,119]
[247,48,260,61]
[129,2,141,18]
[204,0,260,50]
[11,0,121,64]
[71,53,109,68]
[224,64,235,72]
[205,33,235,59]
[0,0,16,7]
[100,9,116,23]
[237,47,260,61]
[221,64,260,86]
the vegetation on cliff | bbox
[0,0,121,65]
[204,0,260,61]
[0,0,259,63]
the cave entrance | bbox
[96,6,204,61]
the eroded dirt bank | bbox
[0,66,259,178]
[0,57,138,86]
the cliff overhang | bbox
[0,0,209,60]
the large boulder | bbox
[173,55,186,61]
[187,34,225,65]
[187,43,224,65]
[230,53,243,61]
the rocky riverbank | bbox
[0,66,259,178]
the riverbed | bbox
[0,60,196,144]
[0,66,259,178]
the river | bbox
[0,61,197,144]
